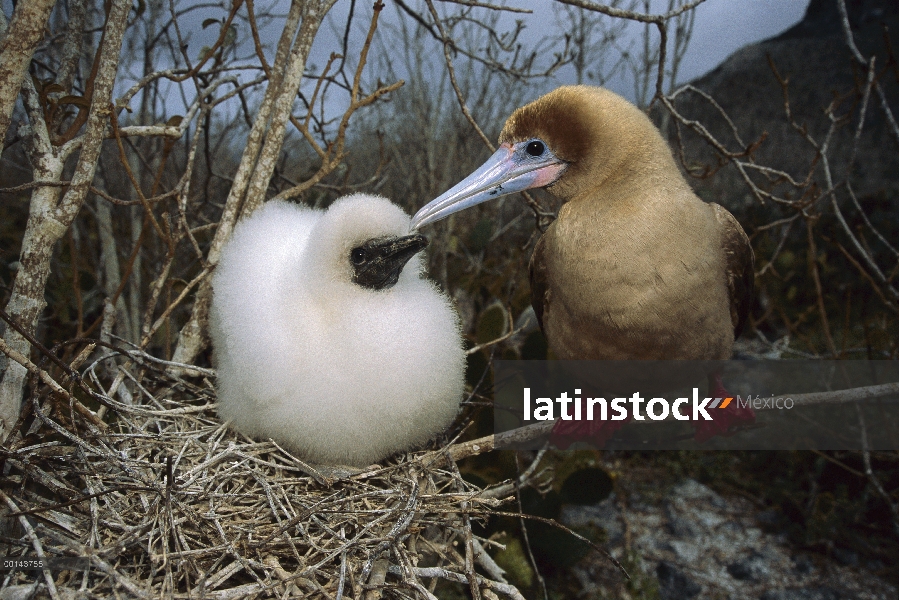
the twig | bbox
[854,403,899,536]
[387,565,526,600]
[466,319,527,355]
[0,335,106,430]
[0,489,62,600]
[555,0,707,24]
[513,452,547,600]
[439,0,532,13]
[806,218,838,356]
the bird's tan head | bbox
[499,86,664,201]
[410,86,669,229]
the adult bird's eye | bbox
[351,247,367,265]
[526,140,545,157]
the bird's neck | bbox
[569,147,683,214]
[555,119,679,201]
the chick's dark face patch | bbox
[350,234,428,290]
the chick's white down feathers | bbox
[210,194,465,466]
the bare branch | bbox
[438,0,533,13]
[555,0,706,24]
[0,0,56,142]
[0,0,133,442]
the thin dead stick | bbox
[0,489,62,600]
[0,336,107,430]
[446,458,481,600]
[141,267,212,347]
[807,218,838,356]
[483,507,630,581]
[466,310,526,356]
[786,382,899,406]
[440,0,532,13]
[447,421,554,462]
[854,402,899,535]
[556,0,706,24]
[387,565,525,600]
[512,452,547,600]
[480,445,548,500]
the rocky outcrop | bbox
[663,0,899,223]
[563,479,896,599]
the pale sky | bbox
[5,0,808,131]
[677,0,808,81]
[307,0,810,105]
[1,0,810,107]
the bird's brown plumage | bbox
[505,86,754,360]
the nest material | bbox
[0,349,527,599]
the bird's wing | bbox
[711,203,755,339]
[528,231,550,332]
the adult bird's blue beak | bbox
[409,140,567,231]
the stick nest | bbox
[1,348,523,599]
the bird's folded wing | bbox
[712,203,755,339]
[528,230,550,333]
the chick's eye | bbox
[351,247,367,265]
[525,140,545,157]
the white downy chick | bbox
[210,194,465,466]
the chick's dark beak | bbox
[351,234,429,290]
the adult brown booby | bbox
[410,86,755,442]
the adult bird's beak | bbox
[352,234,429,290]
[410,141,567,230]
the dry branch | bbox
[0,0,133,443]
[0,0,56,143]
[171,0,336,368]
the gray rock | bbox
[659,0,899,230]
[560,497,624,545]
[657,561,701,600]
[670,479,722,503]
[755,510,784,526]
[665,501,702,539]
[760,586,846,600]
[792,554,814,575]
[831,547,859,567]
[727,552,770,581]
